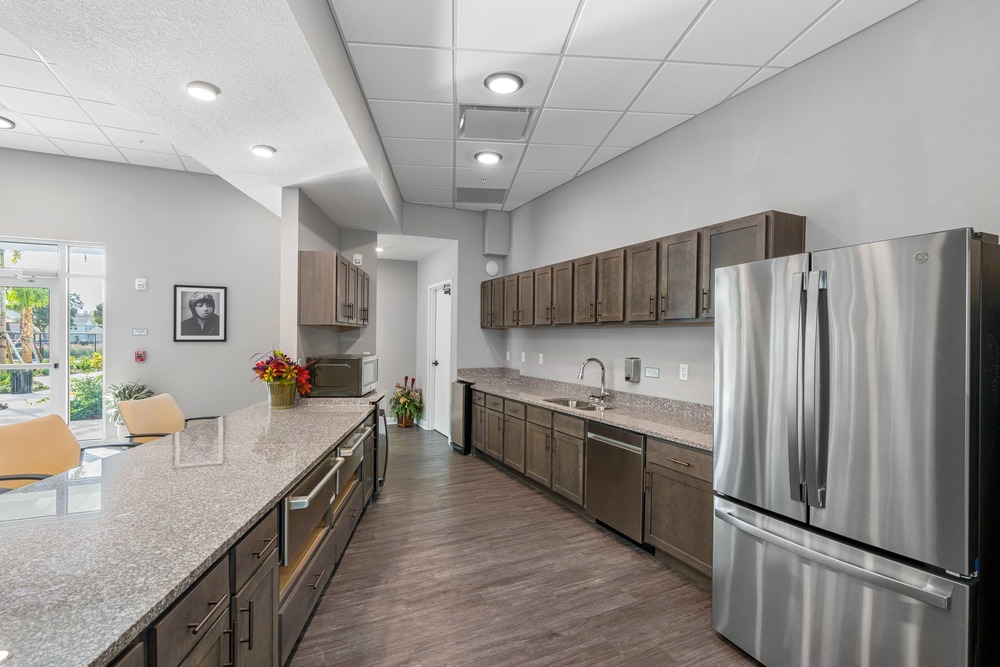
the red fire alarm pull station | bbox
[135,350,146,362]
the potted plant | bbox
[105,381,154,438]
[389,376,422,427]
[251,350,314,409]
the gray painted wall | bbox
[375,259,417,400]
[339,229,378,356]
[0,147,280,419]
[505,0,999,406]
[414,241,457,424]
[292,189,343,360]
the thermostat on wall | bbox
[353,253,363,266]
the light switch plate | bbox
[644,367,660,378]
[506,350,511,361]
[131,328,148,336]
[538,353,544,364]
[520,352,526,362]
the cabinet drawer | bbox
[526,405,552,428]
[333,481,364,563]
[504,400,525,419]
[279,530,337,665]
[471,390,485,406]
[552,413,584,439]
[234,507,279,592]
[646,437,712,483]
[485,394,504,411]
[110,641,144,667]
[153,555,230,667]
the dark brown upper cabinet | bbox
[534,266,552,326]
[596,249,625,323]
[573,255,597,324]
[503,275,519,327]
[298,251,368,328]
[658,230,699,320]
[552,261,574,325]
[625,241,658,322]
[480,281,493,328]
[491,278,505,329]
[699,211,805,318]
[517,271,535,327]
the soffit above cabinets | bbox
[330,0,921,211]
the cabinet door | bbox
[471,404,486,451]
[357,270,370,325]
[348,264,359,323]
[596,249,625,322]
[298,251,337,325]
[534,266,552,325]
[625,241,658,322]
[552,261,574,325]
[335,254,353,324]
[485,409,504,461]
[234,550,279,667]
[480,281,492,328]
[525,421,552,487]
[363,431,374,503]
[699,213,767,318]
[644,464,714,576]
[503,275,519,327]
[503,416,526,472]
[658,230,699,320]
[178,610,234,667]
[517,272,535,327]
[491,278,505,328]
[573,255,597,324]
[552,432,584,506]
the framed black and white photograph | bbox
[174,285,227,342]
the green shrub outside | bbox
[70,375,103,420]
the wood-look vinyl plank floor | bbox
[290,426,757,667]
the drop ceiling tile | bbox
[101,126,174,154]
[393,164,453,188]
[25,116,109,144]
[547,57,659,111]
[0,110,40,135]
[456,202,501,211]
[457,0,580,53]
[331,0,453,48]
[349,44,452,103]
[383,137,454,167]
[0,86,89,122]
[455,140,525,168]
[369,100,454,139]
[512,169,576,190]
[50,138,127,163]
[520,143,594,172]
[455,50,559,107]
[604,112,691,147]
[671,0,832,66]
[772,0,919,68]
[504,189,547,210]
[0,55,67,96]
[49,65,112,103]
[582,146,630,172]
[0,26,38,60]
[633,62,755,114]
[78,100,151,132]
[530,109,621,146]
[455,166,516,189]
[731,67,784,96]
[567,0,709,60]
[180,156,214,174]
[400,185,453,204]
[118,147,184,171]
[0,130,60,154]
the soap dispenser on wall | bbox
[624,357,641,383]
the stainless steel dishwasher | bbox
[585,421,645,542]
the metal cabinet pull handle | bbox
[701,288,709,313]
[222,619,236,667]
[289,458,345,510]
[252,534,278,558]
[188,595,228,635]
[311,569,327,590]
[666,457,690,467]
[239,600,254,650]
[660,293,666,316]
[649,295,654,315]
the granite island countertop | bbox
[458,370,713,452]
[0,393,383,667]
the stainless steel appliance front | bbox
[307,354,378,397]
[585,422,644,542]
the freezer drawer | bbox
[713,498,972,667]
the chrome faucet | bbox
[578,357,608,403]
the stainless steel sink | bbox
[543,398,599,411]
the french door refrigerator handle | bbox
[715,508,952,609]
[787,272,806,502]
[803,270,828,508]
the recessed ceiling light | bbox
[252,145,277,158]
[484,72,523,95]
[0,116,14,130]
[186,81,221,101]
[475,151,502,165]
[375,247,384,253]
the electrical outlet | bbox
[679,363,689,381]
[520,352,526,362]
[538,353,544,364]
[506,350,511,361]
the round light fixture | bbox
[484,72,523,95]
[0,116,14,130]
[475,151,502,165]
[485,260,500,277]
[186,81,221,101]
[252,144,277,158]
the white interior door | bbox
[428,281,452,437]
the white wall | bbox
[339,229,378,356]
[506,0,1000,406]
[290,189,343,360]
[414,242,458,403]
[375,259,417,396]
[0,147,280,418]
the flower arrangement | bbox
[389,376,422,425]
[251,350,314,396]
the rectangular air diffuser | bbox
[460,105,530,140]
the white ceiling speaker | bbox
[0,116,14,130]
[475,151,502,165]
[484,72,523,95]
[186,81,221,101]
[252,145,277,158]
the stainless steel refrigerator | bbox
[712,228,1000,666]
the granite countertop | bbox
[0,393,383,667]
[458,370,713,452]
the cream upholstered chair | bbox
[0,414,138,493]
[117,393,216,444]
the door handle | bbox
[432,360,440,367]
[787,271,806,503]
[803,270,828,508]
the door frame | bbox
[426,278,453,435]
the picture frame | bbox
[174,285,227,342]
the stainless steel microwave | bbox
[306,354,378,397]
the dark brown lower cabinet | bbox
[551,431,584,506]
[485,409,504,461]
[524,421,552,486]
[279,530,337,664]
[152,556,231,667]
[233,550,278,667]
[110,641,145,667]
[503,415,526,473]
[471,403,486,452]
[179,609,233,667]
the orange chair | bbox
[117,393,216,444]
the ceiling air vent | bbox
[456,187,506,205]
[459,105,531,141]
